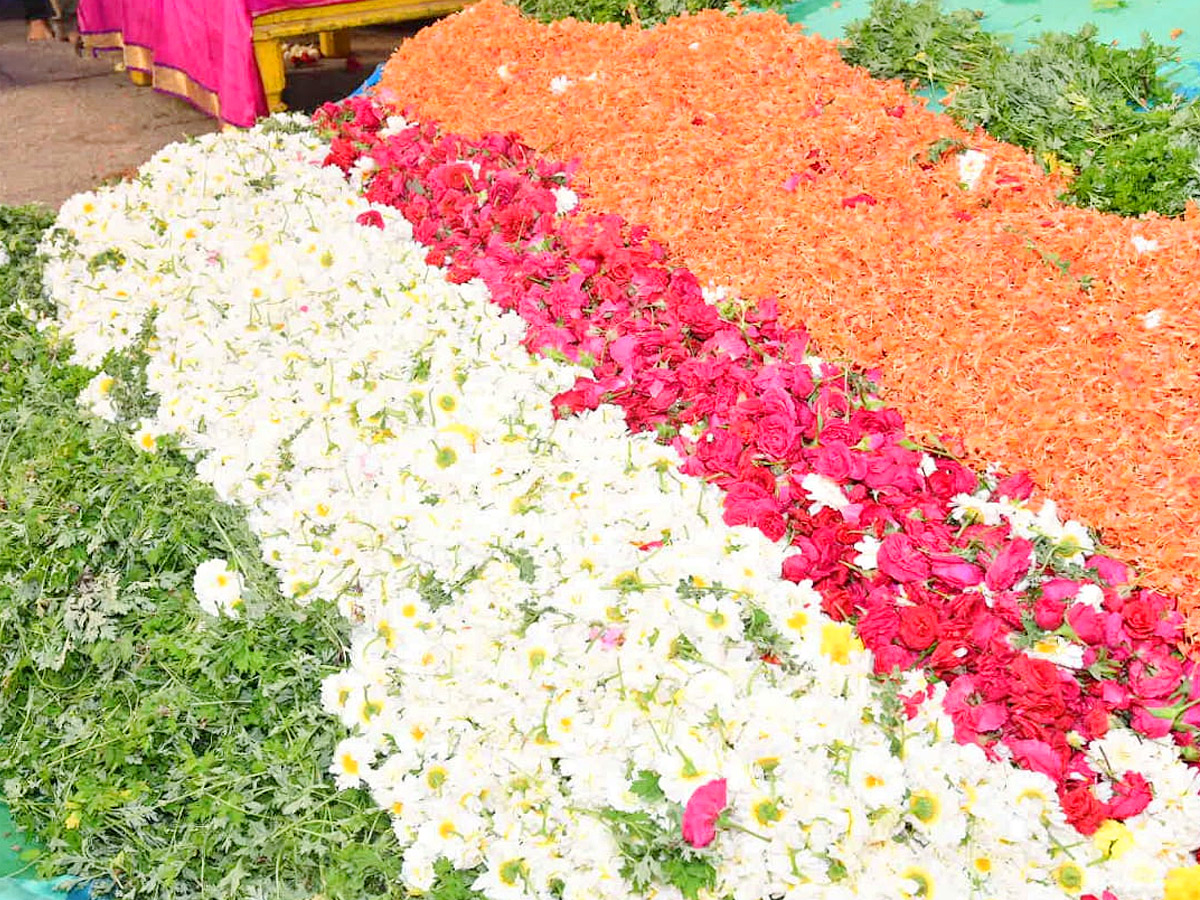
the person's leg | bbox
[23,0,54,39]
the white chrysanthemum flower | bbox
[957,149,989,190]
[552,186,579,216]
[1131,234,1160,254]
[801,471,849,513]
[329,736,376,790]
[131,422,159,453]
[192,558,244,618]
[0,243,9,267]
[1022,633,1085,669]
[852,534,881,570]
[77,370,119,423]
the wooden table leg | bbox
[253,38,288,112]
[318,30,351,58]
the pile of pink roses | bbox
[315,97,1200,845]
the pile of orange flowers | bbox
[379,0,1200,635]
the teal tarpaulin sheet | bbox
[781,0,1200,96]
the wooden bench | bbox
[251,0,470,112]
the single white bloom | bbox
[192,558,244,618]
[1074,583,1105,610]
[552,186,579,216]
[131,423,158,454]
[852,534,881,570]
[549,75,573,95]
[329,735,376,791]
[801,471,849,514]
[0,243,9,267]
[1130,234,1159,254]
[957,150,989,190]
[1141,308,1164,329]
[918,452,938,477]
[77,370,119,423]
[1022,634,1085,669]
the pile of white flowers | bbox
[37,117,1200,900]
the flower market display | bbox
[3,2,1200,900]
[373,0,1200,624]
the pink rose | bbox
[992,470,1035,500]
[1129,705,1173,739]
[1066,605,1105,644]
[682,779,727,848]
[1041,578,1081,603]
[929,553,984,589]
[1033,595,1066,630]
[1006,738,1065,783]
[876,533,930,583]
[754,414,801,461]
[986,538,1033,592]
[1085,554,1130,586]
[1107,772,1152,819]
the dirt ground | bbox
[0,16,421,210]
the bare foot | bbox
[27,19,55,41]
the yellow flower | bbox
[1165,865,1200,900]
[820,621,862,664]
[1093,819,1133,861]
[64,811,81,830]
[246,242,271,270]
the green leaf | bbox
[630,769,666,803]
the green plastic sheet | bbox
[781,0,1200,95]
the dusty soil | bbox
[0,16,421,210]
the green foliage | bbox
[596,771,717,900]
[840,0,1200,217]
[513,0,778,30]
[0,206,406,899]
[1062,127,1200,216]
[840,0,1004,85]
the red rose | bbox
[722,481,786,543]
[876,533,930,583]
[985,538,1033,592]
[1012,655,1062,696]
[754,413,801,461]
[1080,706,1110,740]
[872,643,917,675]
[1066,605,1105,644]
[925,459,978,500]
[355,209,385,229]
[1033,595,1066,630]
[1059,783,1108,835]
[992,470,1035,500]
[928,553,984,589]
[1120,599,1161,642]
[857,598,901,647]
[1107,772,1152,819]
[897,605,941,651]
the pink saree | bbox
[78,0,336,126]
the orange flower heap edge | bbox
[380,0,1200,636]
